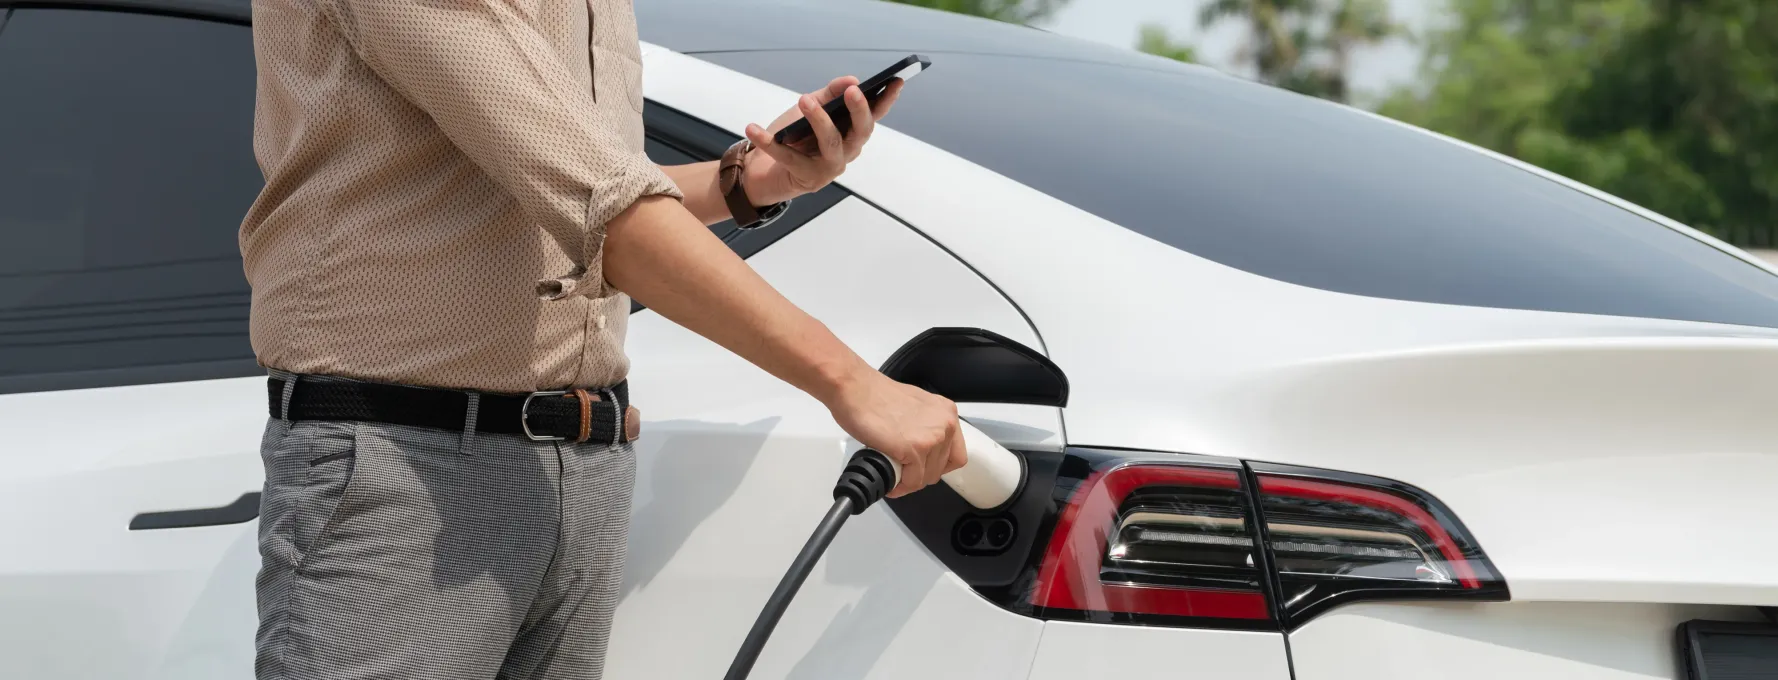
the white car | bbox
[3,0,1777,678]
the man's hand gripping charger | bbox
[864,418,1024,509]
[721,418,1025,680]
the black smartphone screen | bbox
[773,54,929,151]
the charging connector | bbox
[831,447,897,514]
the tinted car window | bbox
[645,136,700,166]
[695,49,1778,329]
[0,10,260,390]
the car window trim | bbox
[0,358,264,395]
[0,0,247,24]
[642,100,741,160]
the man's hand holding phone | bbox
[736,74,905,205]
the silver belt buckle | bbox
[520,390,569,441]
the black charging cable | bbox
[721,448,898,680]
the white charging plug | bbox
[854,418,1024,510]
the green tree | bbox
[885,0,1067,25]
[1198,0,1403,101]
[1320,0,1405,101]
[1137,23,1198,63]
[1199,0,1311,87]
[1382,0,1778,246]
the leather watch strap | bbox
[719,140,790,230]
[718,140,762,227]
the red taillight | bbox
[1252,463,1507,625]
[901,448,1508,631]
[1029,463,1273,624]
[1258,475,1479,587]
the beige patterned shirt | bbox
[240,0,681,393]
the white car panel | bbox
[1290,601,1764,680]
[612,197,1062,679]
[0,377,263,679]
[1027,622,1291,680]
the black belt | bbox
[268,375,633,444]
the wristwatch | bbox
[718,139,791,230]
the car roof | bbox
[639,0,1778,331]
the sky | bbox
[1041,0,1437,97]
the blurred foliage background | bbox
[886,0,1778,249]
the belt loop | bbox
[278,373,299,422]
[459,392,480,455]
[571,388,594,444]
[600,387,621,448]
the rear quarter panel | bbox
[1202,338,1778,608]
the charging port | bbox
[954,514,1018,556]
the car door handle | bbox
[129,492,261,530]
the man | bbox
[238,0,965,677]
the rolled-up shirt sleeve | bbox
[316,0,680,300]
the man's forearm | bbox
[603,194,870,405]
[660,162,729,227]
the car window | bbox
[695,49,1778,330]
[644,137,701,165]
[0,9,261,393]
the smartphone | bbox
[773,54,930,153]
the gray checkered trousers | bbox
[254,382,636,679]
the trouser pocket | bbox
[289,422,362,569]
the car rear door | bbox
[0,7,267,680]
